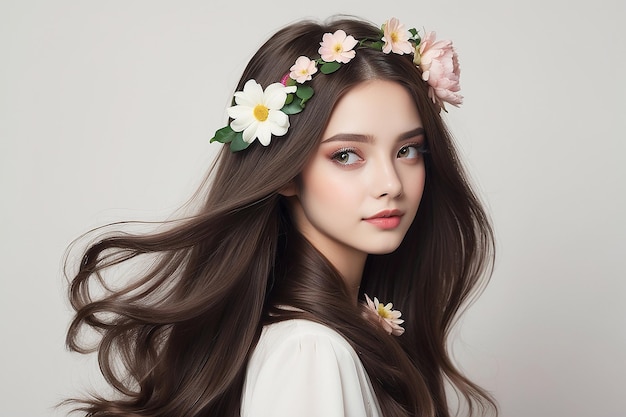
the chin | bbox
[365,241,403,255]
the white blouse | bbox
[241,319,383,417]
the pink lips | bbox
[363,209,404,230]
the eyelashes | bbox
[397,143,428,159]
[331,148,362,165]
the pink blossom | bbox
[318,30,358,63]
[381,17,413,55]
[279,73,290,86]
[416,31,463,109]
[363,294,405,336]
[289,56,318,84]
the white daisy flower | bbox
[227,79,297,146]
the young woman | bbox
[65,16,497,417]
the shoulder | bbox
[253,319,355,357]
[241,319,382,417]
[245,319,361,388]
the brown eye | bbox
[331,149,362,165]
[336,151,350,163]
[398,143,429,159]
[397,145,418,159]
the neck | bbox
[339,256,366,304]
[315,244,367,305]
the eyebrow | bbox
[321,127,425,144]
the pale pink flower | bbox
[416,31,463,109]
[289,56,318,84]
[381,17,413,55]
[363,294,405,336]
[318,30,358,63]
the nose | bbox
[370,158,403,198]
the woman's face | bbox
[287,80,426,271]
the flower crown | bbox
[210,17,462,152]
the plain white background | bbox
[1,1,624,416]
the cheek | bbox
[300,165,359,209]
[402,165,427,205]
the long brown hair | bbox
[65,16,496,417]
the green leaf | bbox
[320,61,341,74]
[284,93,294,105]
[409,28,418,37]
[285,77,297,87]
[210,125,237,144]
[281,101,304,115]
[229,132,250,152]
[296,85,314,101]
[369,41,384,51]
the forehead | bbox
[322,80,422,139]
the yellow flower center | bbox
[391,32,399,43]
[333,43,343,53]
[377,305,391,319]
[253,104,269,122]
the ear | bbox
[278,180,298,197]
